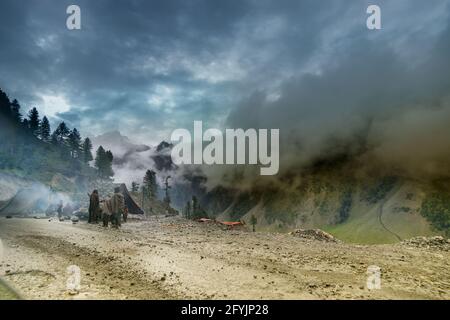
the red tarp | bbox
[219,221,244,226]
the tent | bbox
[0,185,50,216]
[1,183,145,216]
[118,183,144,215]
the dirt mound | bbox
[290,229,340,243]
[400,236,450,251]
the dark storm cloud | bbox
[0,0,257,143]
[225,1,450,181]
[0,0,449,169]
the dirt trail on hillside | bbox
[379,201,402,242]
[0,217,449,300]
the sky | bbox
[1,0,450,180]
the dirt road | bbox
[0,217,448,299]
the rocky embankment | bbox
[400,236,450,251]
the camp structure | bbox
[0,182,145,216]
[118,183,144,215]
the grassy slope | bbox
[220,178,441,244]
[324,182,439,244]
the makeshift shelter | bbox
[118,183,144,215]
[0,185,50,216]
[0,183,145,216]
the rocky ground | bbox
[0,216,449,300]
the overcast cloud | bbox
[1,0,449,180]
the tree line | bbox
[131,170,176,214]
[182,196,207,220]
[130,170,158,213]
[0,87,113,179]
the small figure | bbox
[100,199,112,228]
[88,190,100,224]
[110,187,125,228]
[250,215,257,232]
[123,207,128,223]
[57,200,63,220]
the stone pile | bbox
[290,229,340,243]
[401,236,450,251]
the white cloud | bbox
[147,85,177,111]
[36,93,71,117]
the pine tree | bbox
[131,181,140,192]
[27,107,40,137]
[0,87,92,175]
[105,150,113,163]
[68,128,82,158]
[191,196,206,219]
[192,196,199,218]
[184,201,192,219]
[53,122,70,144]
[95,146,106,176]
[10,99,22,124]
[163,176,171,208]
[0,89,12,120]
[143,170,157,199]
[104,150,114,177]
[50,131,59,146]
[40,116,51,142]
[0,92,20,155]
[22,118,30,130]
[95,146,105,164]
[95,146,114,178]
[82,137,93,163]
[250,215,257,232]
[52,122,71,158]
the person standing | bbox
[110,187,125,228]
[57,200,63,220]
[88,190,100,224]
[100,199,112,227]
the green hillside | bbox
[206,163,447,244]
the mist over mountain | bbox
[221,21,450,188]
[91,131,181,193]
[91,131,153,186]
[92,131,151,163]
[89,129,448,243]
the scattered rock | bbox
[290,229,340,243]
[71,216,79,224]
[400,236,449,251]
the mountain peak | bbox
[156,141,173,152]
[92,131,150,160]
